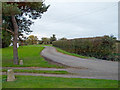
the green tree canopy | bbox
[27,35,38,45]
[2,30,12,48]
[41,37,50,44]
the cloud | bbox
[30,1,118,40]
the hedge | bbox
[53,35,119,61]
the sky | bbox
[29,0,118,40]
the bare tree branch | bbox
[0,27,14,35]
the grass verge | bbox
[55,47,95,59]
[2,75,118,88]
[2,45,63,68]
[2,69,69,74]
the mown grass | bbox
[2,69,69,74]
[2,45,63,68]
[2,75,118,88]
[55,47,95,59]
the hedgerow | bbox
[53,35,119,61]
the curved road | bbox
[41,46,118,80]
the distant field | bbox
[2,75,118,88]
[2,45,63,68]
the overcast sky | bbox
[29,0,118,40]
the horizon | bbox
[25,34,118,41]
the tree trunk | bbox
[12,15,19,65]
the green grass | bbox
[2,69,69,74]
[2,75,118,88]
[55,47,95,59]
[2,45,63,68]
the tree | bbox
[41,37,50,44]
[2,30,12,48]
[2,19,13,48]
[18,35,28,46]
[2,2,49,65]
[50,34,57,44]
[60,37,67,40]
[27,35,38,45]
[38,40,43,44]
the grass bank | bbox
[2,45,63,68]
[2,75,118,88]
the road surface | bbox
[41,46,118,80]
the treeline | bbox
[53,35,119,61]
[2,34,57,48]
